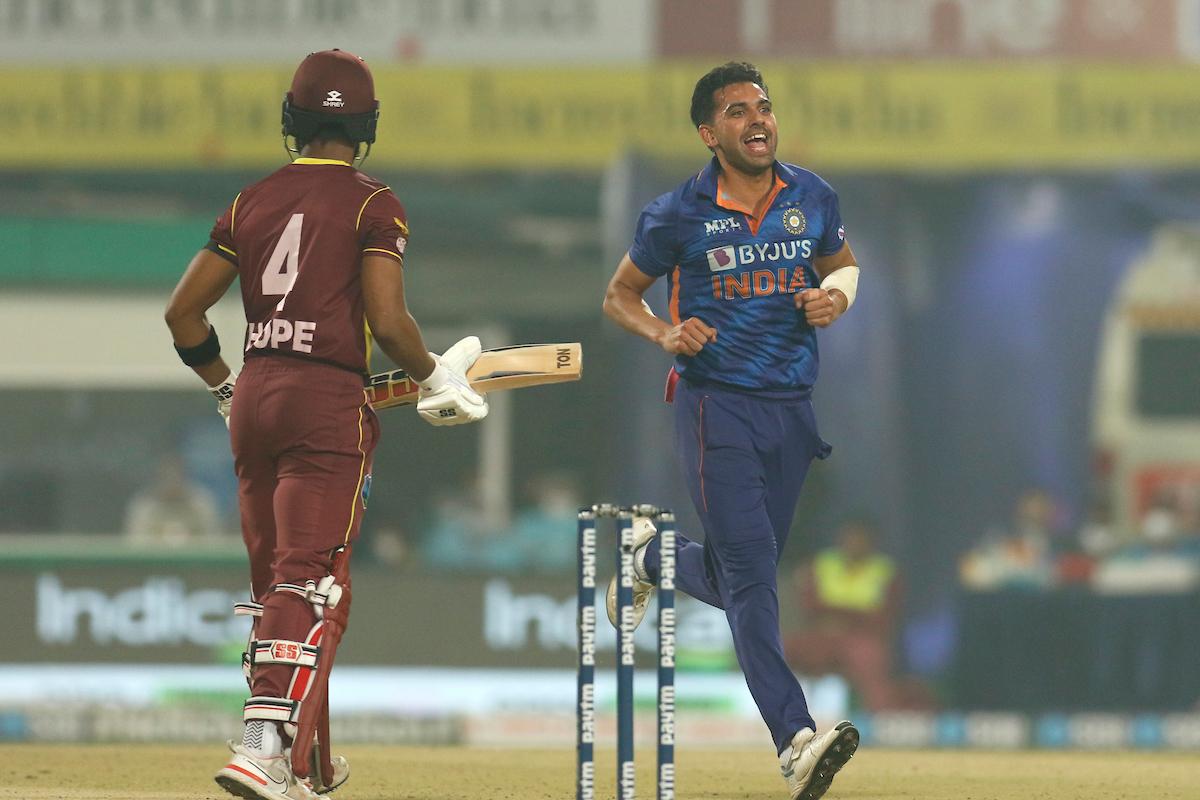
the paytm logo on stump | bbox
[706,239,814,273]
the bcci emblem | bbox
[782,207,806,235]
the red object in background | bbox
[1056,552,1095,585]
[657,0,1182,61]
[1134,464,1200,517]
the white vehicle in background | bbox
[1092,224,1200,538]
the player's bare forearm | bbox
[801,243,858,327]
[189,354,233,386]
[370,312,437,382]
[361,254,437,381]
[813,242,857,282]
[604,253,717,356]
[165,314,233,384]
[165,249,238,385]
[603,277,670,345]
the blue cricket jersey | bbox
[629,157,847,392]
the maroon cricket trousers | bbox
[230,356,379,699]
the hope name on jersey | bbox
[207,158,409,375]
[629,157,847,391]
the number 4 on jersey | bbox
[262,213,304,311]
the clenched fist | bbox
[796,289,846,328]
[658,317,717,356]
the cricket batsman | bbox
[165,49,487,799]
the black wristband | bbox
[175,326,221,367]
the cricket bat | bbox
[366,342,582,410]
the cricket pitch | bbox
[0,744,1195,799]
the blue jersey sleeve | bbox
[628,192,679,277]
[818,186,847,256]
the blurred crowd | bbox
[114,455,581,574]
[31,457,1200,714]
[959,487,1200,594]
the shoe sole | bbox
[605,573,654,629]
[605,518,659,628]
[215,770,302,800]
[795,721,860,800]
[215,773,273,800]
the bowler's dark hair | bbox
[690,62,768,128]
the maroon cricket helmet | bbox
[282,49,379,145]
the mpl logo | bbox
[704,217,742,236]
[706,245,736,272]
[322,90,345,108]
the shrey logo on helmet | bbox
[282,49,380,160]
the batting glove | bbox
[416,336,488,427]
[208,372,236,429]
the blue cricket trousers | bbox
[646,375,830,753]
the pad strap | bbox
[252,639,320,668]
[274,578,343,619]
[237,600,264,684]
[306,575,344,612]
[243,696,300,724]
[234,601,264,618]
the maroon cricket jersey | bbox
[206,157,408,374]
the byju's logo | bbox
[323,90,345,108]
[707,239,813,273]
[706,245,736,272]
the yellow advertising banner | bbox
[3,63,1200,171]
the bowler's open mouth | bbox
[744,131,769,154]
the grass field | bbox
[0,744,1196,799]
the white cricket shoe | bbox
[779,721,859,800]
[214,743,320,800]
[605,516,658,629]
[311,754,349,794]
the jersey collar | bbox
[292,157,352,166]
[695,156,794,201]
[698,157,791,235]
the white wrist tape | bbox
[207,373,236,401]
[820,265,859,310]
[418,357,449,392]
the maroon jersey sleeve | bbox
[205,193,241,265]
[358,189,408,264]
